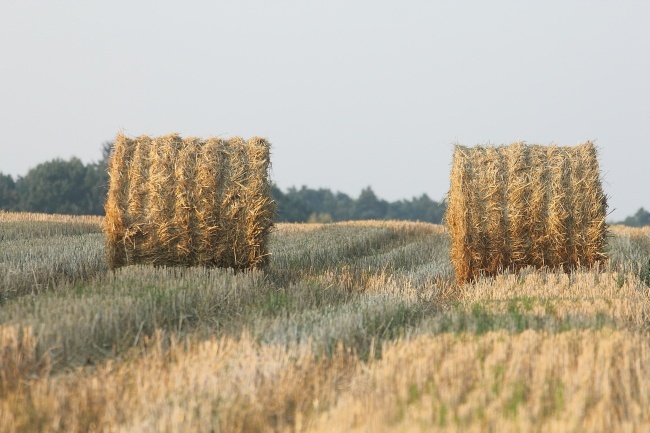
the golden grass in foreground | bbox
[1,326,649,433]
[1,215,649,432]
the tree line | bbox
[0,142,648,227]
[0,142,112,216]
[272,185,445,223]
[0,142,446,223]
[620,208,650,227]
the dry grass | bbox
[0,211,103,226]
[0,233,105,300]
[0,212,105,300]
[104,133,275,270]
[446,142,608,283]
[0,221,450,370]
[1,327,648,433]
[0,212,102,241]
[310,329,650,433]
[1,215,649,432]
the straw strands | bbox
[104,133,275,270]
[446,142,608,284]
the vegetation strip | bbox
[0,214,649,431]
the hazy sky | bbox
[2,2,649,221]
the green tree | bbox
[288,186,353,221]
[332,192,354,221]
[621,208,650,227]
[272,184,446,223]
[387,193,445,223]
[0,173,17,210]
[16,157,103,215]
[91,140,113,213]
[272,185,310,222]
[353,187,388,220]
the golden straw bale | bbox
[446,142,607,284]
[104,132,135,269]
[104,133,275,270]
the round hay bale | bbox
[445,142,608,284]
[104,133,275,270]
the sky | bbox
[1,1,649,221]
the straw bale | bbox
[104,133,275,270]
[446,142,607,284]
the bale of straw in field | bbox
[104,133,275,270]
[445,142,607,284]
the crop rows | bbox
[0,212,649,431]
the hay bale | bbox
[446,142,607,284]
[104,133,275,270]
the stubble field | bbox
[1,211,650,432]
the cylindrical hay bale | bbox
[244,137,275,268]
[125,135,152,264]
[504,143,531,269]
[446,142,608,284]
[104,132,136,269]
[195,139,227,265]
[104,133,275,270]
[173,138,200,264]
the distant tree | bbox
[621,208,650,227]
[16,157,104,215]
[332,192,354,221]
[9,137,449,221]
[293,186,325,212]
[272,185,311,222]
[99,140,113,167]
[271,184,446,223]
[0,173,17,211]
[91,140,113,212]
[386,193,445,223]
[282,186,353,222]
[353,187,388,220]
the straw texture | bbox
[104,133,275,270]
[446,142,607,284]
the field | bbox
[1,211,650,432]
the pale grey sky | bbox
[1,1,649,221]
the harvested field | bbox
[1,214,649,432]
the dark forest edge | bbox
[0,142,648,226]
